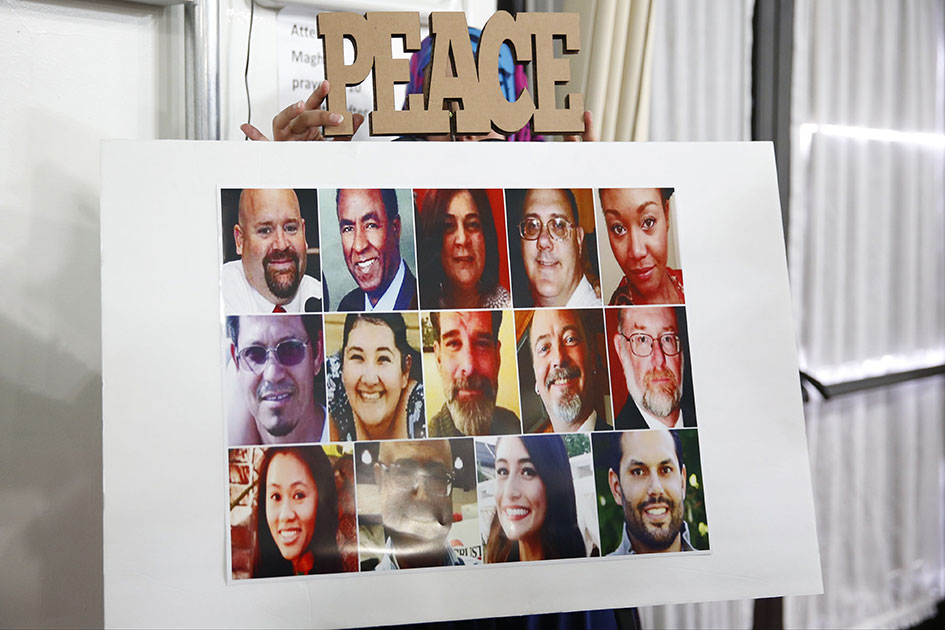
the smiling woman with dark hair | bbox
[252,446,344,577]
[326,313,425,441]
[417,189,510,309]
[485,434,589,563]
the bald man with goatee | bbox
[222,188,323,314]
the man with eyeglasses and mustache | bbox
[428,311,521,437]
[526,309,610,433]
[596,429,697,554]
[366,439,478,570]
[511,188,602,308]
[612,306,697,430]
[222,188,323,314]
[225,314,327,445]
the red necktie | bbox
[273,305,286,313]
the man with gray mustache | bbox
[612,306,697,430]
[527,309,610,433]
[427,311,521,437]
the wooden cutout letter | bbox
[477,11,535,135]
[366,12,449,136]
[427,12,491,135]
[520,12,584,135]
[317,12,375,137]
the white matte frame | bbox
[101,141,822,628]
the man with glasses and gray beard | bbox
[612,306,697,430]
[526,309,610,432]
[427,311,521,437]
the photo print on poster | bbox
[318,188,419,312]
[229,443,358,579]
[596,187,685,306]
[323,311,425,441]
[505,188,603,309]
[220,188,324,314]
[591,429,708,556]
[475,433,601,563]
[354,438,480,570]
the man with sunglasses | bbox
[226,314,327,445]
[514,189,602,308]
[371,439,477,570]
[612,306,697,430]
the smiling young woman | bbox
[485,434,588,562]
[252,446,344,577]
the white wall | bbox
[0,0,185,626]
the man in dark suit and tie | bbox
[334,188,418,312]
[612,306,697,430]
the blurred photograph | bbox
[355,438,480,570]
[224,314,327,446]
[592,429,708,555]
[228,444,357,579]
[319,188,418,312]
[505,189,603,308]
[422,310,522,437]
[476,433,600,562]
[597,188,684,306]
[323,312,424,441]
[220,188,323,314]
[515,308,613,433]
[415,189,511,309]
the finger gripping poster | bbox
[101,141,822,628]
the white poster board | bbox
[101,141,821,628]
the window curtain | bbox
[648,0,753,142]
[785,1,945,628]
[553,0,656,141]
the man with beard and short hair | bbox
[226,314,327,445]
[222,188,323,314]
[427,311,521,437]
[372,439,478,569]
[526,309,610,433]
[603,430,696,554]
[612,306,696,430]
[335,188,418,312]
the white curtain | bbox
[555,0,656,141]
[648,0,754,142]
[786,1,945,628]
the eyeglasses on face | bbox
[518,216,574,241]
[378,461,455,496]
[619,331,681,358]
[237,338,309,373]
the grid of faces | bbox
[220,187,707,580]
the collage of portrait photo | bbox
[219,187,709,580]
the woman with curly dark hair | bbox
[252,446,345,577]
[485,434,589,563]
[417,189,510,309]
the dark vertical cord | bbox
[243,0,256,139]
